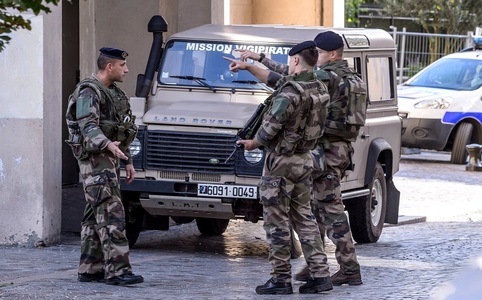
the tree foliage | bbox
[345,0,366,28]
[0,0,60,52]
[374,0,482,35]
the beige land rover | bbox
[121,16,402,247]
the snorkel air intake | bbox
[135,15,168,98]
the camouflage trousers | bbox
[77,152,132,279]
[260,151,330,281]
[312,141,360,274]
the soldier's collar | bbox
[292,70,315,81]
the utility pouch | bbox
[83,173,114,206]
[65,139,89,161]
[116,121,138,151]
[259,176,284,206]
[274,131,299,156]
[99,120,117,141]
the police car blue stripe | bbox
[442,112,482,124]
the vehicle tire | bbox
[345,162,387,244]
[121,191,144,248]
[451,122,474,165]
[196,218,230,236]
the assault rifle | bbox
[224,99,271,163]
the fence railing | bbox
[390,27,474,84]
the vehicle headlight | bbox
[414,97,452,109]
[129,138,142,157]
[244,148,263,164]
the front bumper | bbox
[400,117,453,150]
[121,179,258,219]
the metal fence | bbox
[390,27,474,83]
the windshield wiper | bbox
[169,75,216,92]
[232,80,259,84]
[231,80,273,93]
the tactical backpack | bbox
[65,81,101,160]
[323,62,368,141]
[289,80,329,152]
[267,78,329,155]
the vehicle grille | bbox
[146,130,237,174]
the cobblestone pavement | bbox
[1,151,481,299]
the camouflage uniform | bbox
[261,57,361,275]
[65,75,135,279]
[314,61,360,275]
[256,71,330,281]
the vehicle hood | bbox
[397,85,461,100]
[142,101,259,128]
[397,85,482,113]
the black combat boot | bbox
[255,277,293,295]
[105,273,144,286]
[78,272,105,283]
[299,276,333,294]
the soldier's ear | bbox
[294,55,300,66]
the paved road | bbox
[1,151,481,299]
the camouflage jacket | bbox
[255,71,329,155]
[261,57,365,142]
[65,75,135,164]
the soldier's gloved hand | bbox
[107,141,128,160]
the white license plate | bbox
[197,184,258,199]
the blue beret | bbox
[99,47,128,60]
[289,40,317,56]
[314,31,344,51]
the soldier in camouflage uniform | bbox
[234,41,331,295]
[65,47,143,286]
[231,31,364,286]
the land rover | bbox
[121,15,402,247]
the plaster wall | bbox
[79,0,161,97]
[79,0,227,97]
[0,5,62,246]
[230,0,343,27]
[251,0,322,25]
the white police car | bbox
[398,37,482,164]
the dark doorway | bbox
[62,0,84,233]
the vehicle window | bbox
[405,58,482,91]
[366,56,394,101]
[158,41,291,90]
[345,57,362,77]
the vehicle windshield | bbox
[158,41,291,90]
[405,57,482,91]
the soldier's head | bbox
[288,41,318,75]
[97,47,129,84]
[314,31,344,67]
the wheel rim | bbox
[371,179,383,227]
